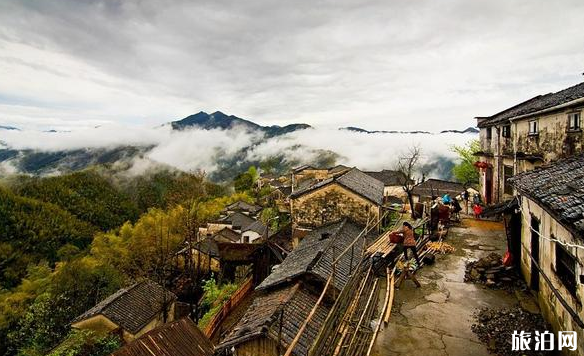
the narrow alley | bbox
[372,218,539,356]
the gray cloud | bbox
[0,0,583,130]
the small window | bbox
[568,112,581,131]
[242,235,250,243]
[486,127,492,140]
[528,120,538,135]
[503,166,514,195]
[502,125,511,138]
[555,242,577,297]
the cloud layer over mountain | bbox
[1,124,476,177]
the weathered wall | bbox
[385,185,407,198]
[241,230,262,243]
[131,303,176,342]
[514,111,583,162]
[290,183,380,228]
[519,196,584,355]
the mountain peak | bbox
[170,111,312,137]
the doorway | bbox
[485,168,493,204]
[530,216,540,292]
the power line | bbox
[516,198,584,251]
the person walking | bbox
[461,190,470,214]
[397,222,421,264]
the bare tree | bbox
[397,146,426,219]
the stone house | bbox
[71,280,177,343]
[509,156,584,355]
[289,168,384,232]
[475,82,584,204]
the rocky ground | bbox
[372,218,541,356]
[472,307,555,356]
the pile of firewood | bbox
[426,241,455,254]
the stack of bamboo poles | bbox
[306,216,442,356]
[308,261,380,356]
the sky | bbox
[0,0,583,131]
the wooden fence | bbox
[203,276,254,337]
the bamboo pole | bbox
[283,275,333,356]
[345,278,379,353]
[366,270,391,356]
[383,273,395,324]
[331,268,372,356]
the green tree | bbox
[451,140,480,185]
[233,166,258,192]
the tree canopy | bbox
[451,139,480,185]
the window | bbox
[502,125,511,138]
[555,242,577,297]
[503,166,514,195]
[486,127,492,140]
[528,120,538,135]
[242,235,250,243]
[568,112,581,131]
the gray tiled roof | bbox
[243,219,268,235]
[364,169,408,186]
[212,227,241,243]
[257,220,372,291]
[72,280,177,334]
[217,211,256,230]
[111,318,214,356]
[478,82,584,128]
[290,168,384,205]
[224,200,262,214]
[509,155,584,236]
[412,179,466,199]
[218,284,330,356]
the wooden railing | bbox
[203,276,254,337]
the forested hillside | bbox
[0,188,97,288]
[13,171,139,231]
[0,166,249,356]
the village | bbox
[61,81,584,356]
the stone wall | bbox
[519,196,584,355]
[290,183,380,229]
